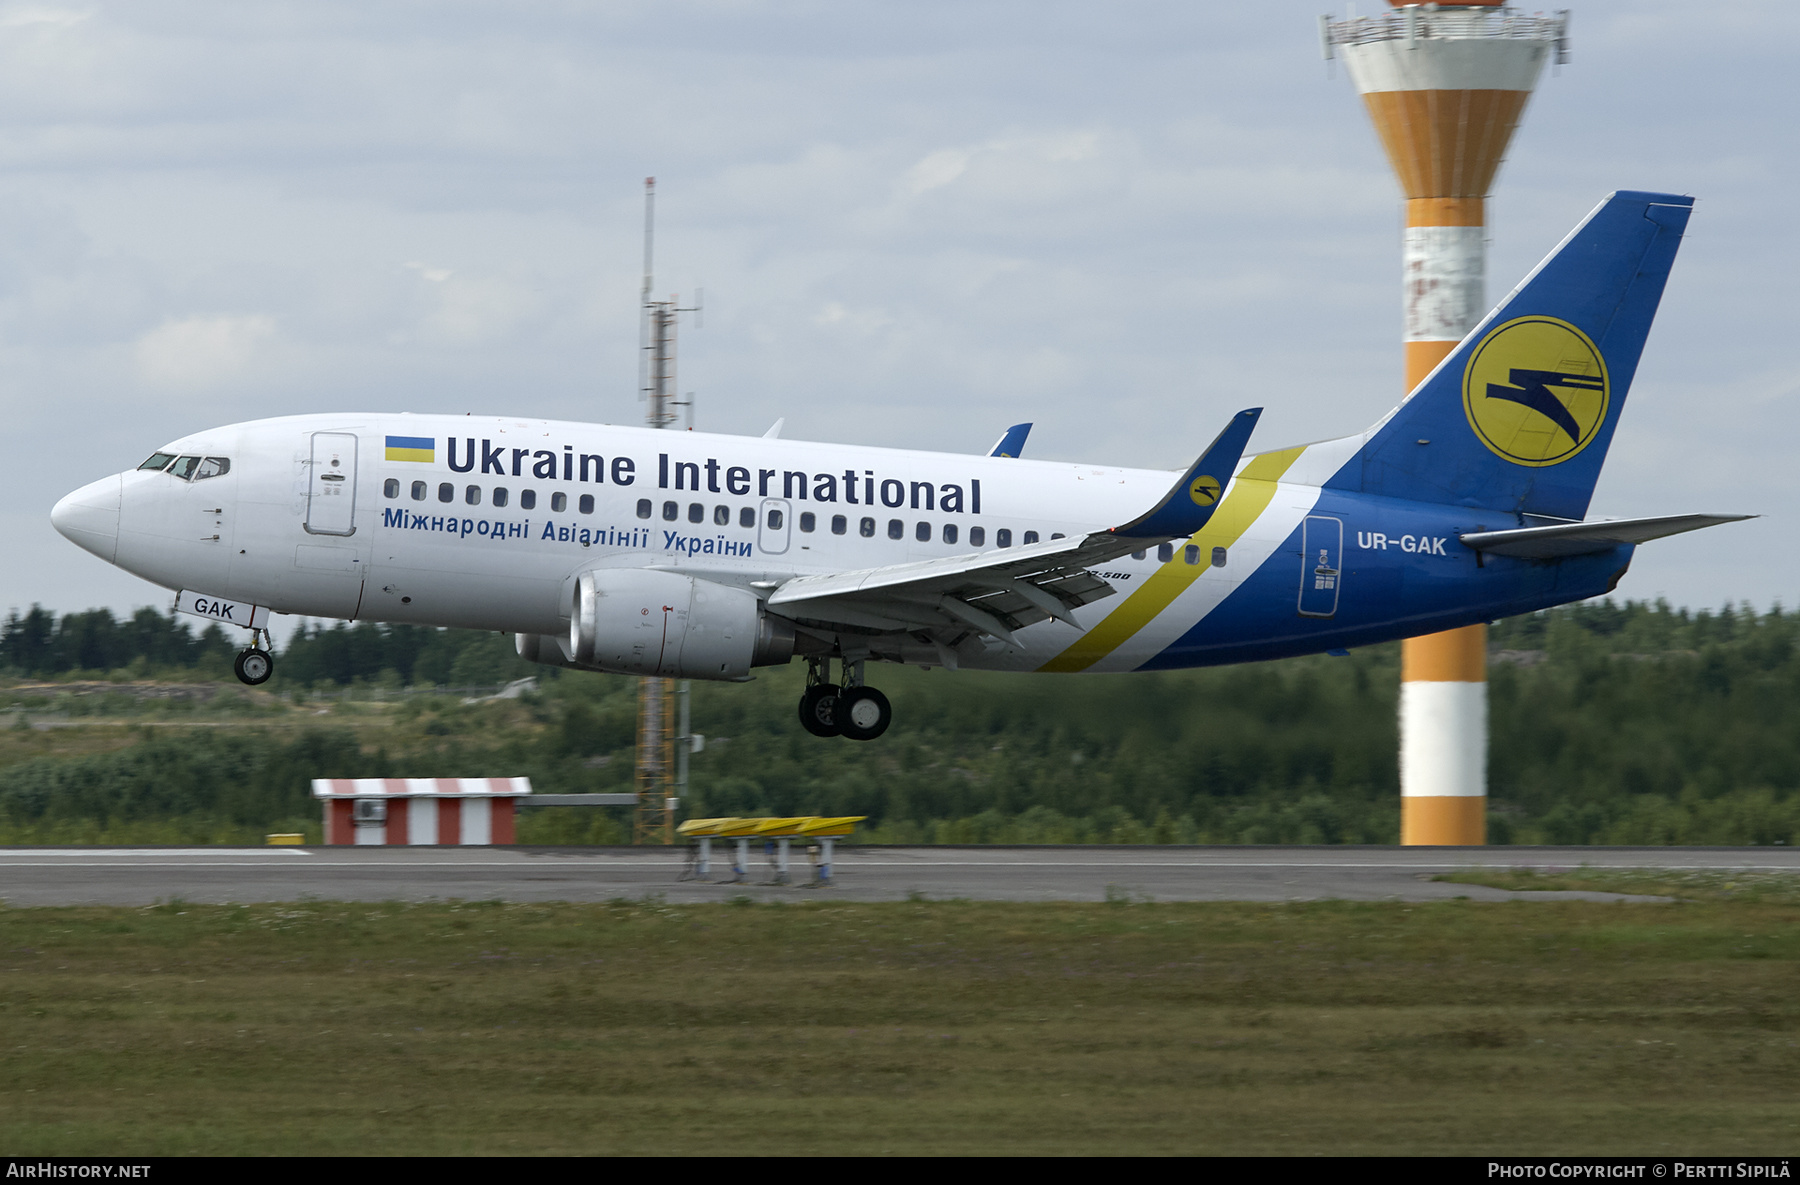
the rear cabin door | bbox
[1297,515,1343,618]
[306,432,358,536]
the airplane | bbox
[51,190,1749,741]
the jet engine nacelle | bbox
[517,569,793,680]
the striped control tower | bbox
[1322,3,1569,844]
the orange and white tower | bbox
[1322,3,1568,844]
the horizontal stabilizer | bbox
[1111,408,1262,539]
[1460,513,1754,559]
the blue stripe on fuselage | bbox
[1136,489,1634,670]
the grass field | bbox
[1,896,1797,1155]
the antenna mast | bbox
[639,177,700,432]
[634,177,700,845]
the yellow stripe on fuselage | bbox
[1037,446,1307,673]
[385,447,435,463]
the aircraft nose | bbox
[51,474,121,564]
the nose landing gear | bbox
[234,628,275,686]
[797,657,892,741]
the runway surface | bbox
[1,844,1796,906]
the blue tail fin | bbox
[1329,191,1693,520]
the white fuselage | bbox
[51,412,1349,675]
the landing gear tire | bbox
[836,686,892,742]
[234,648,274,686]
[798,684,842,737]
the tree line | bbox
[2,597,1797,845]
[0,605,535,688]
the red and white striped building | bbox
[312,777,532,846]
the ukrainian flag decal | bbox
[385,435,435,463]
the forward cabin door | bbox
[289,430,367,620]
[305,432,358,536]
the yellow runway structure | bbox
[677,816,869,884]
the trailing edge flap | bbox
[767,534,1126,644]
[1460,513,1755,559]
[767,410,1263,645]
[1110,408,1261,539]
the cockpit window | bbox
[164,456,230,481]
[138,452,176,472]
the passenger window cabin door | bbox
[1297,515,1343,618]
[757,498,791,556]
[305,432,358,536]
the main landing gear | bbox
[233,628,275,686]
[797,657,891,741]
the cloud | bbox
[406,268,541,347]
[3,0,1795,622]
[133,313,275,391]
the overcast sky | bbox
[3,0,1794,631]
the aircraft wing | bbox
[1459,513,1755,559]
[767,409,1262,652]
[988,423,1032,458]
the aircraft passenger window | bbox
[714,505,730,526]
[915,521,930,543]
[636,499,651,518]
[997,528,1012,547]
[465,485,481,506]
[799,512,816,533]
[831,515,846,535]
[579,494,595,515]
[739,507,754,528]
[1184,545,1200,565]
[1212,547,1227,568]
[662,501,678,521]
[438,483,454,503]
[1050,533,1065,540]
[1023,531,1039,545]
[411,481,427,501]
[767,508,784,530]
[492,487,509,508]
[194,457,230,480]
[551,492,567,512]
[1131,550,1145,561]
[943,523,958,544]
[688,503,704,524]
[139,453,176,471]
[887,519,903,541]
[969,526,985,547]
[520,490,536,511]
[859,517,874,538]
[169,456,200,480]
[1157,543,1173,563]
[384,479,400,499]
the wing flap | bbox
[766,408,1264,647]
